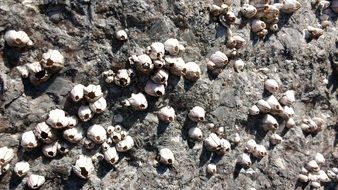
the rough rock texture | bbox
[0,0,337,190]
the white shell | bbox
[40,49,64,72]
[206,163,217,175]
[83,138,95,150]
[73,155,94,179]
[306,160,320,172]
[234,59,245,72]
[42,141,58,158]
[307,26,324,39]
[184,62,201,81]
[102,70,115,84]
[0,164,10,176]
[188,106,206,122]
[249,105,260,115]
[67,116,79,128]
[157,106,176,123]
[144,80,165,97]
[151,69,169,84]
[301,119,318,133]
[209,51,228,69]
[159,148,175,165]
[33,122,55,143]
[57,142,69,154]
[265,95,283,113]
[252,144,267,158]
[153,60,165,68]
[315,153,325,165]
[165,56,186,76]
[83,84,103,103]
[310,181,321,188]
[147,42,165,60]
[116,136,134,152]
[217,138,231,155]
[27,174,45,189]
[164,38,185,56]
[16,65,29,78]
[188,127,203,141]
[46,109,68,129]
[129,54,153,74]
[264,79,279,93]
[256,99,271,113]
[229,133,241,144]
[298,173,309,182]
[21,131,38,149]
[327,170,337,179]
[241,4,257,18]
[70,84,85,102]
[87,125,107,144]
[237,153,252,168]
[279,90,295,105]
[269,133,283,145]
[251,19,266,33]
[300,166,309,175]
[103,147,119,165]
[89,97,107,113]
[269,24,279,32]
[115,30,128,41]
[114,69,134,87]
[4,30,33,47]
[26,62,49,85]
[262,114,279,131]
[318,170,330,182]
[312,117,325,132]
[63,125,84,143]
[0,147,14,166]
[14,161,30,177]
[110,131,122,143]
[245,139,257,153]
[204,133,221,151]
[280,0,301,14]
[106,126,115,135]
[78,105,94,122]
[285,117,296,129]
[227,35,246,50]
[282,106,295,118]
[122,93,148,110]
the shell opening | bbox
[41,132,48,139]
[80,167,88,177]
[35,70,46,79]
[87,92,96,99]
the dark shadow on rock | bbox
[245,114,268,143]
[96,161,116,179]
[63,170,87,189]
[9,172,22,189]
[327,51,338,95]
[2,44,23,69]
[215,24,226,39]
[323,182,337,190]
[183,79,197,92]
[233,162,242,179]
[20,147,42,161]
[22,74,58,99]
[62,97,83,116]
[294,180,308,190]
[249,31,259,46]
[187,139,196,149]
[181,115,197,141]
[199,146,212,167]
[157,121,169,136]
[280,126,289,137]
[268,143,276,150]
[156,163,169,175]
[207,70,220,81]
[278,13,293,30]
[166,75,181,93]
[210,153,223,164]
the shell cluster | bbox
[307,0,337,39]
[70,84,107,121]
[209,0,301,39]
[298,153,337,188]
[4,30,65,85]
[248,79,298,144]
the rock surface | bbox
[0,0,337,190]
